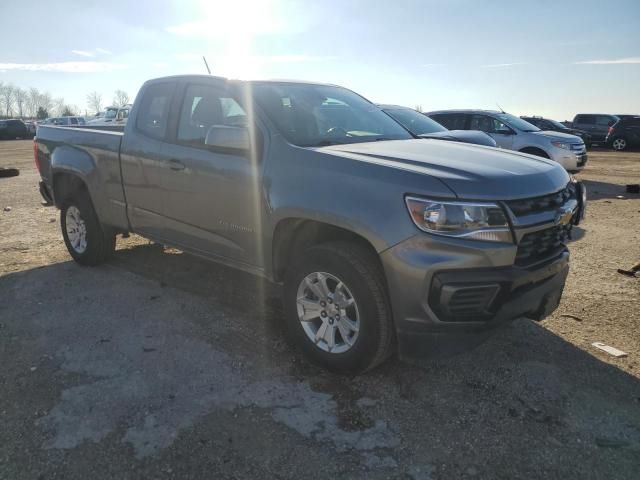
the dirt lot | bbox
[1,139,639,479]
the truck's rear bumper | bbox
[380,234,569,359]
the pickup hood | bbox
[531,130,583,143]
[419,130,497,147]
[320,139,569,200]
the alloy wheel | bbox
[296,272,360,353]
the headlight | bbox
[405,197,512,242]
[551,141,571,150]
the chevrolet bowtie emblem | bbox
[555,206,574,226]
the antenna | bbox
[496,103,505,113]
[202,56,211,75]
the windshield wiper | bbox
[309,140,343,147]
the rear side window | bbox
[70,118,78,125]
[136,82,174,140]
[430,113,466,130]
[576,115,595,125]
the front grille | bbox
[515,225,570,266]
[570,143,586,153]
[506,184,576,217]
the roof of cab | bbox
[143,74,339,88]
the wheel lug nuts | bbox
[321,311,327,317]
[320,301,326,307]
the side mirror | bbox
[205,125,249,152]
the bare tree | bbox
[113,89,129,107]
[27,87,41,118]
[14,87,27,118]
[40,92,53,117]
[1,84,15,117]
[86,91,103,114]
[53,97,66,117]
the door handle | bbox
[168,159,185,171]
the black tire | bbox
[60,190,115,266]
[611,137,628,151]
[0,168,20,178]
[283,241,394,373]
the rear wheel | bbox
[283,242,394,373]
[611,137,627,151]
[60,190,115,266]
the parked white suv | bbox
[87,105,131,126]
[427,110,587,172]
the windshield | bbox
[252,83,412,147]
[547,118,569,130]
[104,108,118,119]
[382,108,447,135]
[496,113,540,132]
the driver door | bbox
[158,81,265,268]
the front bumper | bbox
[549,146,588,171]
[381,234,569,358]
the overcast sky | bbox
[1,0,639,119]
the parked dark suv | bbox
[0,119,30,140]
[521,116,592,148]
[606,116,640,151]
[571,114,619,143]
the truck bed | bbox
[35,125,127,229]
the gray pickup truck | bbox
[34,74,586,372]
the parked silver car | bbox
[427,110,587,172]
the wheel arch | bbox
[52,171,90,208]
[518,146,550,158]
[271,218,382,283]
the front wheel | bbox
[283,242,394,373]
[60,190,115,266]
[611,137,627,151]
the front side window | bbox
[469,114,508,133]
[494,113,539,132]
[252,83,411,147]
[70,118,78,125]
[177,84,247,145]
[135,82,174,140]
[596,115,616,126]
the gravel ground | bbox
[1,140,639,480]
